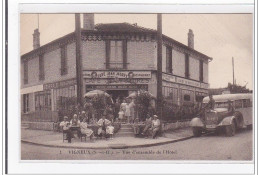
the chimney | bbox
[188,29,194,49]
[83,13,94,30]
[33,29,40,50]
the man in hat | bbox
[206,94,215,110]
[151,115,161,139]
[59,116,72,143]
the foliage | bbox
[228,83,252,94]
[135,90,154,121]
[90,94,107,119]
[57,97,77,121]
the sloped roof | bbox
[95,23,212,61]
[21,22,212,61]
[95,22,156,33]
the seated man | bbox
[59,116,72,143]
[97,115,111,139]
[151,115,161,139]
[141,115,153,137]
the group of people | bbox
[133,114,161,139]
[115,98,136,123]
[59,111,115,143]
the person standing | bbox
[125,101,131,123]
[114,99,121,120]
[129,99,136,123]
[206,94,215,110]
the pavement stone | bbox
[21,127,193,149]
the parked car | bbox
[190,93,252,137]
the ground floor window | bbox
[163,86,178,104]
[181,89,195,103]
[23,94,29,113]
[53,86,76,111]
[35,91,51,111]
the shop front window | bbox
[163,86,178,103]
[53,86,76,112]
[35,91,51,111]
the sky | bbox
[20,14,253,90]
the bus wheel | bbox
[225,120,236,137]
[192,127,202,137]
[247,124,253,130]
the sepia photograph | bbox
[20,13,253,161]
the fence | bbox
[21,110,59,122]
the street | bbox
[21,128,253,160]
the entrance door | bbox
[106,90,129,103]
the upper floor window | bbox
[60,45,68,75]
[106,40,127,69]
[166,46,172,73]
[185,54,190,79]
[24,60,28,84]
[39,54,45,80]
[199,60,203,82]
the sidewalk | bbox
[21,127,193,149]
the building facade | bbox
[21,15,212,122]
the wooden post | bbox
[75,14,83,106]
[157,14,163,119]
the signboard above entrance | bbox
[83,70,151,79]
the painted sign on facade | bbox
[84,78,150,85]
[86,84,148,90]
[176,77,201,88]
[162,73,176,83]
[83,70,151,79]
[43,78,76,90]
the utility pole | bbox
[75,14,84,106]
[232,57,235,85]
[157,14,163,119]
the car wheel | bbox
[247,124,253,130]
[192,127,202,137]
[225,120,236,137]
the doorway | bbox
[106,90,129,103]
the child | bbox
[106,123,115,139]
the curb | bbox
[21,135,194,149]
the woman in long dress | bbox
[80,118,94,140]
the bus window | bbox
[235,100,243,108]
[242,99,252,108]
[215,102,229,108]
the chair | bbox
[79,131,87,142]
[62,130,68,142]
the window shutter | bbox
[199,60,203,82]
[123,40,127,69]
[185,54,189,78]
[39,54,45,80]
[24,60,28,84]
[105,40,110,69]
[60,45,68,75]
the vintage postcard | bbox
[4,1,256,175]
[20,12,253,161]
